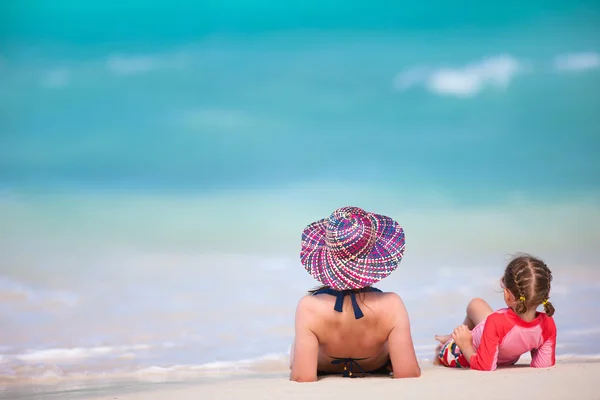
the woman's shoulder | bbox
[376,290,405,304]
[294,293,335,316]
[295,293,321,311]
[373,291,411,320]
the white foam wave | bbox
[0,352,289,384]
[554,52,600,72]
[194,352,288,372]
[14,344,152,363]
[134,353,290,381]
[0,363,66,383]
[394,55,524,98]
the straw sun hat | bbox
[300,206,405,290]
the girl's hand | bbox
[452,325,473,350]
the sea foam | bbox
[394,55,524,97]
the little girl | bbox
[435,254,557,371]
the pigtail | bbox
[543,300,555,317]
[515,296,528,314]
[541,264,555,317]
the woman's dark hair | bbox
[307,285,330,295]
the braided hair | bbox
[502,254,554,317]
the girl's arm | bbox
[530,317,557,368]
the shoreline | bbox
[3,360,600,400]
[88,361,600,400]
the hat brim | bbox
[300,213,405,290]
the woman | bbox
[290,206,421,382]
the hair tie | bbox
[519,296,526,302]
[542,299,549,305]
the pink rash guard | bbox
[465,307,557,371]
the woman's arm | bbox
[290,296,319,382]
[387,294,421,378]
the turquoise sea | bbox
[1,1,599,398]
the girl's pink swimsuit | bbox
[442,307,557,371]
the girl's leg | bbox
[435,298,494,343]
[462,298,494,329]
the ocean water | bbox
[1,1,600,398]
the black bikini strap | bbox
[330,357,368,378]
[349,292,364,319]
[333,290,363,319]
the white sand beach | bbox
[89,361,600,400]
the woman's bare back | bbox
[290,290,421,381]
[311,291,395,373]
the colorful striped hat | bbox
[300,206,405,290]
